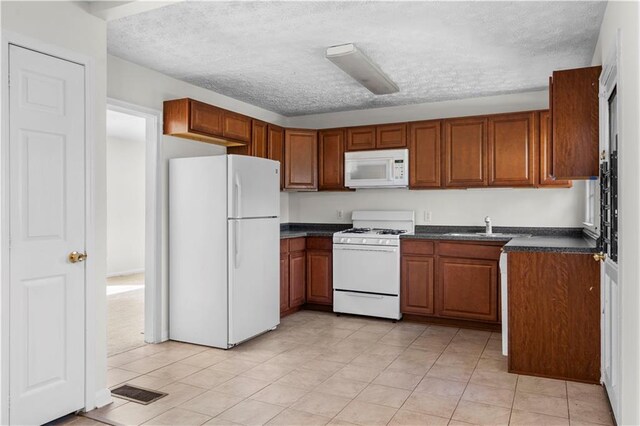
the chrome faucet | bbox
[484,216,492,235]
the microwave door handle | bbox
[387,158,394,181]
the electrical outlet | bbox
[424,211,433,223]
[337,210,344,219]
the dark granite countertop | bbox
[280,223,600,254]
[503,235,599,254]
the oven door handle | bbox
[342,292,384,300]
[333,245,397,253]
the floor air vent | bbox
[111,384,167,405]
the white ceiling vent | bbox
[326,43,399,95]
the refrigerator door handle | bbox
[234,174,242,218]
[234,221,240,269]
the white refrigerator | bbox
[169,155,280,348]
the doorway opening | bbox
[106,100,162,356]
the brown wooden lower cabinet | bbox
[400,239,501,325]
[401,254,435,315]
[508,251,600,383]
[306,237,333,305]
[438,257,498,321]
[289,251,306,307]
[280,238,306,316]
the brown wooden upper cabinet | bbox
[346,124,407,151]
[251,120,268,158]
[549,66,601,179]
[487,112,536,187]
[284,129,318,190]
[267,125,285,189]
[346,126,376,151]
[444,117,488,187]
[163,98,250,147]
[409,120,442,189]
[377,123,407,149]
[318,129,347,191]
[227,118,264,156]
[538,111,571,188]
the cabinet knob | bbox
[593,252,606,262]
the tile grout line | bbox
[445,327,487,424]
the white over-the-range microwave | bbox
[344,148,409,189]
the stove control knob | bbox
[362,239,367,244]
[347,238,351,243]
[378,239,384,244]
[386,240,391,245]
[340,238,346,243]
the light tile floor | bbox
[108,273,145,356]
[81,310,613,426]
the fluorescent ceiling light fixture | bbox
[326,43,399,95]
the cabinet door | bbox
[508,252,600,382]
[252,120,268,158]
[401,255,435,315]
[289,251,306,307]
[444,117,487,187]
[306,250,333,305]
[376,123,407,149]
[268,125,284,189]
[487,112,535,187]
[222,111,251,142]
[346,126,376,151]
[538,111,571,187]
[318,129,346,191]
[550,66,601,179]
[409,120,442,188]
[189,99,223,136]
[284,129,318,190]
[438,257,498,322]
[280,253,290,313]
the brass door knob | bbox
[593,252,606,262]
[68,251,87,263]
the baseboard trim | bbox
[107,268,145,278]
[94,388,113,409]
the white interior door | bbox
[599,52,620,421]
[8,45,86,425]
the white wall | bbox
[289,186,584,227]
[0,0,109,414]
[107,55,291,338]
[106,112,146,276]
[592,2,640,424]
[286,91,584,228]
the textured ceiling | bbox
[107,1,607,116]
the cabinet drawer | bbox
[280,239,289,254]
[289,237,306,252]
[306,236,332,251]
[401,240,434,255]
[438,241,502,260]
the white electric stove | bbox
[332,211,415,320]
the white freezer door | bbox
[228,217,280,344]
[228,155,280,219]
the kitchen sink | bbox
[445,232,531,238]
